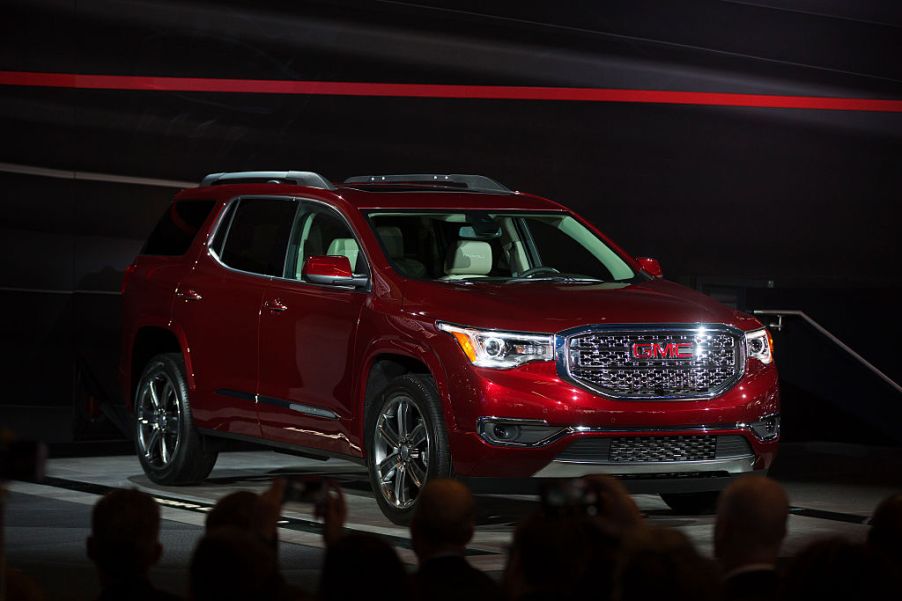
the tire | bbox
[366,374,452,524]
[134,353,218,484]
[660,491,721,515]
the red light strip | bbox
[1,70,901,112]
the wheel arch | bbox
[129,324,193,408]
[358,344,451,445]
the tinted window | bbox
[218,198,297,276]
[286,205,366,279]
[142,200,215,256]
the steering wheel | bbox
[518,266,561,278]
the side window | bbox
[142,200,216,256]
[287,204,366,280]
[218,198,297,276]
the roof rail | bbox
[343,173,512,194]
[200,171,336,190]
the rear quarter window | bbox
[142,200,216,256]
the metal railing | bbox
[754,309,901,394]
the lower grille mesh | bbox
[610,435,716,462]
[556,435,752,463]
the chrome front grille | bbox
[562,327,743,399]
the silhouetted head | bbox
[410,478,476,561]
[581,474,643,533]
[779,537,895,600]
[190,527,277,601]
[504,512,594,599]
[320,533,410,601]
[868,493,902,564]
[618,526,721,601]
[86,488,162,580]
[715,476,789,570]
[206,490,259,532]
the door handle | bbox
[264,299,288,313]
[176,288,203,301]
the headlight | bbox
[745,328,774,364]
[437,322,554,369]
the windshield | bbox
[367,210,636,283]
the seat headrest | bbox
[445,240,492,276]
[326,238,360,271]
[377,226,405,259]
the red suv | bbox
[121,171,779,521]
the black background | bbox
[1,0,900,443]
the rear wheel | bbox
[660,491,720,515]
[366,374,451,524]
[134,353,218,484]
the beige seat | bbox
[442,240,493,279]
[326,238,360,271]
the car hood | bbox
[401,278,760,333]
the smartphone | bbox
[282,476,326,505]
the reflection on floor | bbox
[4,442,900,600]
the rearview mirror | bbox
[636,257,663,278]
[302,256,368,288]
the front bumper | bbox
[438,341,780,480]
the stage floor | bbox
[4,442,900,599]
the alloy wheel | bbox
[373,395,430,509]
[136,371,182,468]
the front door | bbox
[257,201,369,458]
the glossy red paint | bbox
[121,179,780,485]
[302,255,353,278]
[636,256,664,278]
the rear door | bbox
[257,200,369,458]
[171,196,298,437]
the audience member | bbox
[319,533,411,601]
[867,492,902,566]
[778,537,893,600]
[504,511,594,600]
[581,474,643,534]
[205,490,257,533]
[190,527,278,601]
[204,479,311,600]
[715,476,789,601]
[86,488,179,601]
[409,478,501,601]
[617,526,721,601]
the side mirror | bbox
[636,257,663,278]
[302,255,368,288]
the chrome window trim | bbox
[555,323,748,401]
[205,195,373,293]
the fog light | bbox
[749,414,780,441]
[492,423,520,441]
[478,418,567,447]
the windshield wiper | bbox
[507,275,604,284]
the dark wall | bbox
[1,0,900,441]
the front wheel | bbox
[134,353,218,484]
[366,374,451,524]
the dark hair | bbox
[320,534,410,601]
[508,512,594,596]
[190,527,277,601]
[206,490,258,532]
[780,537,894,600]
[89,488,160,576]
[617,527,721,601]
[868,493,902,562]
